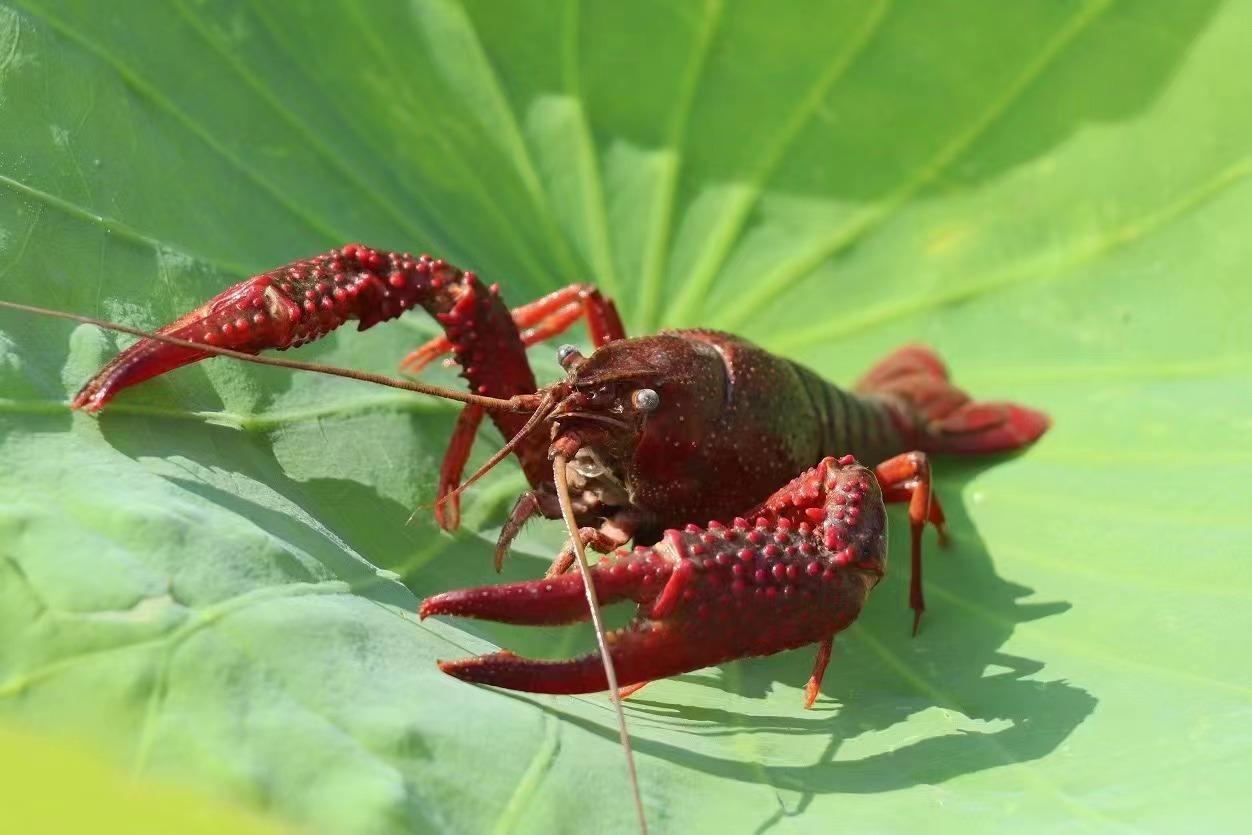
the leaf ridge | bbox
[169,0,437,249]
[637,0,725,332]
[775,153,1252,351]
[663,0,893,327]
[560,0,622,300]
[13,1,349,244]
[427,0,583,282]
[0,172,250,278]
[714,0,1115,332]
[331,0,555,286]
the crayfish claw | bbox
[420,549,671,626]
[427,461,899,699]
[434,621,688,695]
[71,276,293,412]
[71,246,440,412]
[437,648,630,694]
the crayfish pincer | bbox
[422,454,890,707]
[2,244,1049,830]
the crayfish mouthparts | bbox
[560,446,631,510]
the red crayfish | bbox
[3,244,1048,829]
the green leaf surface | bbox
[1,1,1248,832]
[0,722,289,834]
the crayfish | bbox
[2,244,1048,830]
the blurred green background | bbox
[0,1,1249,832]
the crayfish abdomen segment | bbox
[425,457,888,696]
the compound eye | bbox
[631,388,660,412]
[556,344,583,370]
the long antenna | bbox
[0,300,533,413]
[410,388,560,525]
[553,453,647,834]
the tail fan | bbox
[856,345,1050,455]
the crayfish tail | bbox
[856,344,1050,454]
[926,401,1051,454]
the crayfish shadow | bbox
[92,409,483,612]
[89,406,618,628]
[500,458,1095,814]
[97,413,1098,811]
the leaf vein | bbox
[715,0,1115,331]
[774,154,1252,352]
[638,0,725,331]
[664,0,892,326]
[0,173,250,278]
[14,0,348,244]
[170,0,436,248]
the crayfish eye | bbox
[556,344,584,370]
[631,388,660,412]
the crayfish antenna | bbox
[553,453,648,834]
[407,389,561,527]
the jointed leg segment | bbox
[873,451,949,635]
[804,636,834,709]
[400,283,625,373]
[434,404,485,531]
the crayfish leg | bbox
[545,516,638,578]
[494,491,545,572]
[434,403,486,532]
[874,451,947,635]
[618,681,651,699]
[400,282,626,372]
[803,636,835,709]
[515,284,625,348]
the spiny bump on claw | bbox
[425,456,890,698]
